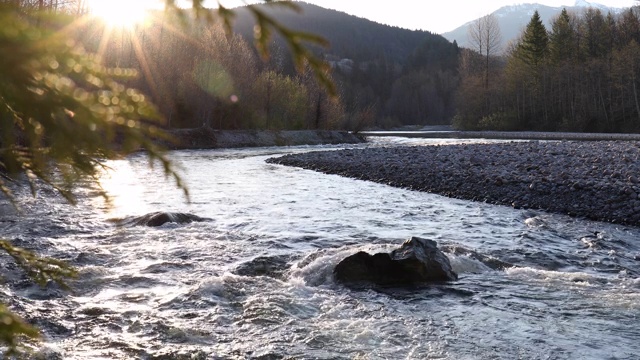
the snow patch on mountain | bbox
[442,1,629,50]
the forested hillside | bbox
[73,15,339,130]
[233,2,460,128]
[63,2,460,130]
[456,7,640,133]
[10,1,640,133]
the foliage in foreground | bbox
[0,303,39,358]
[0,6,186,206]
[0,240,77,356]
[0,0,332,356]
[0,4,180,355]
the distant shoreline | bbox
[160,129,640,149]
[360,130,640,141]
[164,128,365,149]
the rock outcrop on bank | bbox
[164,128,364,149]
[267,141,640,226]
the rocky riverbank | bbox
[165,128,364,149]
[267,141,640,226]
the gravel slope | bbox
[267,141,640,226]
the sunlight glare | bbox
[87,0,152,28]
[96,160,150,217]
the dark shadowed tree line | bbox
[456,6,640,133]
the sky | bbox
[123,1,637,34]
[294,0,637,33]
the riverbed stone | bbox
[334,237,458,287]
[233,254,292,278]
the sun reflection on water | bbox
[95,160,151,217]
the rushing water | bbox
[1,138,640,359]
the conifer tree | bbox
[581,8,610,58]
[517,10,549,67]
[617,8,640,48]
[549,8,577,64]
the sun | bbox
[86,0,152,28]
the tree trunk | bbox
[265,74,272,129]
[315,91,323,129]
[632,73,640,121]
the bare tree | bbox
[468,14,502,89]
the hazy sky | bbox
[139,1,637,34]
[300,0,637,33]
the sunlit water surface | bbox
[1,137,639,359]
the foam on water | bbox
[289,244,395,286]
[2,139,640,359]
[446,253,494,274]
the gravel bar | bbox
[267,141,640,227]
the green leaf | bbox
[0,303,40,357]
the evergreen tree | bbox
[549,8,577,64]
[581,8,610,58]
[605,12,618,54]
[504,11,550,130]
[460,4,640,133]
[617,8,640,48]
[517,10,549,67]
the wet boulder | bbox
[116,212,211,227]
[233,254,293,279]
[334,237,457,286]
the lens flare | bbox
[194,61,235,98]
[86,0,151,29]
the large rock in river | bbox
[115,212,211,227]
[334,237,458,286]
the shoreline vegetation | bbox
[456,9,640,135]
[161,128,640,150]
[162,127,640,151]
[360,130,640,141]
[164,128,366,149]
[267,139,640,227]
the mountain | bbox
[442,1,627,52]
[232,2,461,126]
[232,2,445,65]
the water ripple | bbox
[1,140,639,359]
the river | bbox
[1,137,639,359]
